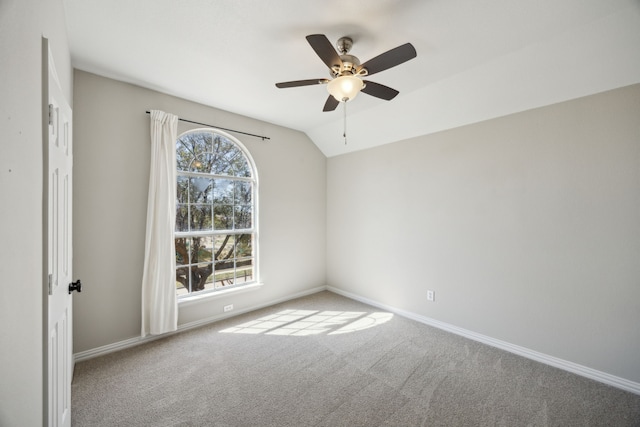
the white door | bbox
[45,40,74,427]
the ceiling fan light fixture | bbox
[327,75,364,102]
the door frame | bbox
[42,35,51,427]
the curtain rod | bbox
[145,111,270,141]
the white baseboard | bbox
[74,336,150,362]
[327,286,640,396]
[74,284,640,396]
[73,285,328,363]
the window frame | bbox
[174,128,259,301]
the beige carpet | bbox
[72,291,640,426]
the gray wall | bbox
[0,4,637,424]
[72,70,326,353]
[327,84,640,383]
[0,0,72,425]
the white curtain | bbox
[141,110,178,336]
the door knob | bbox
[68,280,82,294]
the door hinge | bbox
[48,274,53,295]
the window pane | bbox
[191,262,213,292]
[235,260,253,285]
[190,205,212,231]
[214,260,234,289]
[234,206,252,229]
[175,238,190,265]
[176,205,189,232]
[212,156,233,176]
[236,234,253,259]
[176,266,189,294]
[232,157,251,177]
[188,237,205,263]
[225,151,244,176]
[177,176,189,203]
[214,179,234,204]
[214,234,235,261]
[204,271,215,290]
[214,205,233,230]
[189,177,213,203]
[177,132,212,171]
[176,140,194,171]
[195,236,213,262]
[211,137,237,176]
[234,181,252,205]
[191,151,217,174]
[216,138,250,177]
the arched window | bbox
[175,129,257,296]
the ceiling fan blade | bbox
[275,79,329,88]
[358,43,417,76]
[361,81,399,100]
[306,34,343,71]
[323,95,339,112]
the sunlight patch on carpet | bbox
[219,309,394,336]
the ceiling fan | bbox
[276,34,417,112]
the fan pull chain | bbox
[343,101,347,145]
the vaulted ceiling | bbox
[63,0,640,157]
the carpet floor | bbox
[71,291,640,426]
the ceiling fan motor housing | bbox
[332,54,361,77]
[331,37,364,78]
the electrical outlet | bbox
[427,290,435,302]
[223,304,234,312]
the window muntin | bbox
[175,129,257,296]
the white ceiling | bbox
[63,0,640,157]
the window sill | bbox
[177,282,264,307]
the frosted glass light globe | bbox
[327,75,364,102]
